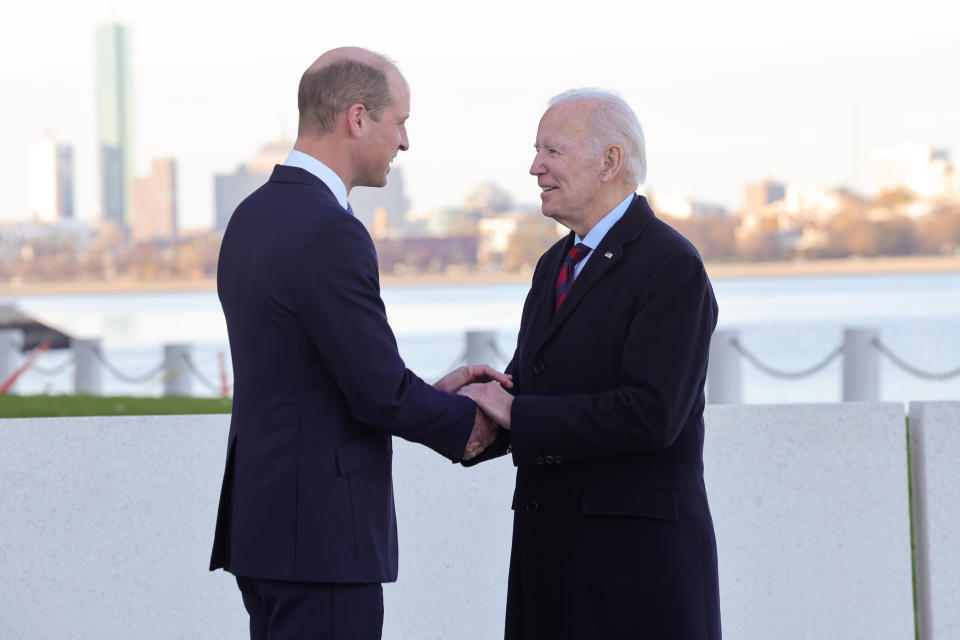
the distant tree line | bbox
[667,202,960,263]
[2,196,959,284]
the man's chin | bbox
[357,174,389,189]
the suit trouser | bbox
[236,576,384,640]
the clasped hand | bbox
[434,365,513,461]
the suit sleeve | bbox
[295,214,475,462]
[509,249,716,465]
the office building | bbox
[132,158,178,242]
[213,140,289,231]
[96,23,134,228]
[27,134,74,222]
[743,180,786,214]
[875,144,959,199]
[214,166,270,231]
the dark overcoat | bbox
[471,195,721,639]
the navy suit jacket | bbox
[210,165,475,583]
[470,195,721,639]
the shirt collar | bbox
[284,149,350,211]
[576,193,636,248]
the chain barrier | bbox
[182,352,224,395]
[17,333,956,397]
[872,338,960,381]
[731,338,844,379]
[27,353,76,376]
[93,347,165,384]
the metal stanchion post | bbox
[164,344,193,396]
[464,330,499,367]
[0,329,25,392]
[73,338,103,396]
[707,328,742,404]
[842,327,879,401]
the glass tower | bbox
[96,23,134,228]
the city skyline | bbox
[2,1,959,230]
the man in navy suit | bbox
[462,90,722,639]
[210,47,508,640]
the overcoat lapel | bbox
[530,195,655,356]
[525,235,571,341]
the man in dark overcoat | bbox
[462,88,722,639]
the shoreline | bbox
[2,255,959,297]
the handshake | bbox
[434,365,515,461]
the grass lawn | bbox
[0,394,232,418]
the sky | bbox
[2,0,959,230]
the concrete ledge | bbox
[909,401,960,640]
[0,415,515,640]
[704,403,915,640]
[0,404,924,638]
[0,415,242,639]
[384,439,514,639]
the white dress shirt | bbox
[283,149,351,213]
[572,193,635,279]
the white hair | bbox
[548,88,647,185]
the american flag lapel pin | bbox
[604,251,614,259]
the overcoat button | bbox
[532,359,545,375]
[526,500,539,513]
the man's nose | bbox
[529,154,544,175]
[399,129,409,152]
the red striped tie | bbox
[555,243,591,312]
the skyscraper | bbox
[27,133,75,222]
[214,167,268,232]
[132,158,178,242]
[213,139,288,231]
[96,23,134,229]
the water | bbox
[6,272,960,403]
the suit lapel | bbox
[530,195,654,355]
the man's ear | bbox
[601,145,624,182]
[346,103,366,138]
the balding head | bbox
[297,47,400,136]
